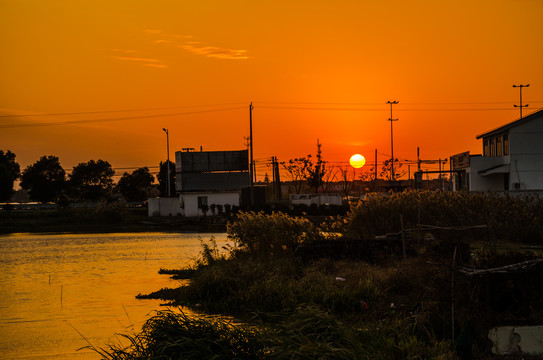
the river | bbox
[0,232,228,360]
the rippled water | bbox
[0,232,228,360]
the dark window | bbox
[483,139,489,156]
[504,134,509,155]
[197,196,208,208]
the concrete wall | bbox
[509,119,543,190]
[489,326,543,355]
[289,194,342,206]
[467,156,507,192]
[181,192,240,217]
[147,197,182,216]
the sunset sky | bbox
[1,0,542,181]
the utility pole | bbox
[513,84,529,119]
[316,139,322,192]
[249,102,254,207]
[374,149,378,180]
[162,128,170,197]
[274,156,281,200]
[386,101,399,181]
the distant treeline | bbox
[0,150,175,203]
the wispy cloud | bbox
[111,50,167,68]
[111,30,249,68]
[180,45,248,60]
[143,29,250,60]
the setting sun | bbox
[349,154,366,169]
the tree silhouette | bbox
[380,158,406,181]
[69,159,115,201]
[117,167,154,202]
[281,157,311,194]
[0,150,20,202]
[338,168,355,198]
[158,160,176,197]
[21,155,66,203]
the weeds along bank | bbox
[104,191,543,359]
[339,191,543,243]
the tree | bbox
[281,157,312,194]
[20,155,66,202]
[0,150,20,202]
[338,168,355,198]
[380,158,406,181]
[158,160,176,197]
[306,155,324,193]
[69,159,115,201]
[117,167,154,202]
[357,165,377,193]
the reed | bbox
[95,306,456,359]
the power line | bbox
[0,107,245,129]
[257,100,543,105]
[0,102,247,118]
[259,105,543,112]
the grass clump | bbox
[95,306,456,360]
[92,309,266,359]
[227,211,319,256]
[339,191,543,243]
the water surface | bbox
[0,232,228,359]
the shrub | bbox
[340,191,543,243]
[227,211,319,257]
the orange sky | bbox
[1,0,542,181]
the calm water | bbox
[0,232,228,360]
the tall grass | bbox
[338,191,543,243]
[227,211,319,257]
[91,309,266,359]
[95,306,456,360]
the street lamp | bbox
[162,128,170,197]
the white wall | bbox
[147,197,182,216]
[181,192,240,217]
[509,119,543,190]
[467,156,506,192]
[289,194,342,206]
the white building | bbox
[452,109,543,193]
[177,150,250,217]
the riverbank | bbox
[114,192,543,359]
[0,207,227,234]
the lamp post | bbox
[162,128,170,197]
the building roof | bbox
[476,108,543,139]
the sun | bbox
[349,154,366,169]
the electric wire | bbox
[0,107,246,129]
[0,102,247,118]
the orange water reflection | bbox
[0,232,229,359]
